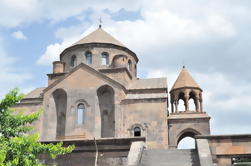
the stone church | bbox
[15,26,251,166]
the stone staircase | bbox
[139,149,200,166]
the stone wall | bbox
[121,98,169,149]
[40,137,145,166]
[168,113,210,148]
[196,134,251,166]
[41,67,126,140]
[13,100,44,135]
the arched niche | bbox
[52,89,67,138]
[97,85,115,138]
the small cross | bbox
[99,17,102,28]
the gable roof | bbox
[73,27,125,47]
[42,63,126,94]
[24,87,45,99]
[171,67,201,91]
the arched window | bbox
[134,127,141,137]
[70,55,76,67]
[77,103,85,125]
[101,52,109,65]
[178,99,186,112]
[128,60,132,71]
[189,92,196,111]
[85,51,92,64]
[178,92,186,112]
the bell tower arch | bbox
[168,66,210,148]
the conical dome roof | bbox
[171,66,201,91]
[73,27,125,47]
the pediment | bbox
[43,63,126,95]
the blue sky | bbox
[1,0,251,148]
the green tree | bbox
[0,89,74,166]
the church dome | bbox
[58,27,138,78]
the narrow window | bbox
[70,55,76,67]
[77,104,85,125]
[134,127,141,137]
[101,52,109,65]
[135,64,137,76]
[85,51,92,64]
[128,60,132,71]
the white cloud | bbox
[37,37,79,65]
[37,23,92,65]
[0,0,141,27]
[12,30,27,40]
[38,3,236,65]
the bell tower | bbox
[168,66,210,148]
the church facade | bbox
[14,27,251,166]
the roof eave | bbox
[170,86,203,93]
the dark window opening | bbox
[70,55,76,67]
[128,60,132,71]
[134,127,141,137]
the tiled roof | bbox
[171,67,200,91]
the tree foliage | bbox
[0,89,74,166]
